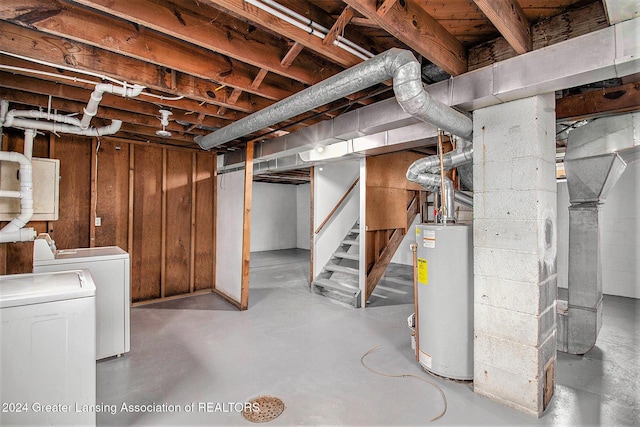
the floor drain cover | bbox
[242,396,285,423]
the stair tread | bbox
[342,239,359,245]
[333,251,359,260]
[324,264,359,275]
[313,278,360,293]
[350,228,360,233]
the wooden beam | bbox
[469,1,607,71]
[200,0,363,67]
[473,0,532,54]
[250,69,270,90]
[128,145,134,254]
[0,21,284,109]
[324,6,355,47]
[376,0,398,17]
[212,152,217,291]
[161,149,167,298]
[71,0,340,86]
[0,1,301,103]
[0,80,219,135]
[190,152,197,294]
[557,81,640,121]
[241,141,254,311]
[0,71,231,134]
[281,43,305,68]
[344,0,467,75]
[309,165,315,288]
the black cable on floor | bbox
[360,346,448,422]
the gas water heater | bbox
[415,223,473,380]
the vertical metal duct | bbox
[560,112,640,354]
[195,48,472,150]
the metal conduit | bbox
[195,48,472,150]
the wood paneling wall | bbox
[0,129,216,303]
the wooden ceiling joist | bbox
[0,22,261,117]
[343,0,468,75]
[200,0,365,68]
[557,81,640,122]
[0,73,229,132]
[323,6,355,47]
[0,2,293,105]
[473,0,532,54]
[70,0,341,86]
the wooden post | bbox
[240,141,254,310]
[189,152,197,294]
[160,149,167,298]
[309,166,314,288]
[212,151,217,291]
[127,145,134,253]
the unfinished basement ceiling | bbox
[0,0,623,185]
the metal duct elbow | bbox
[196,48,472,150]
[406,147,475,218]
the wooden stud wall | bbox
[95,140,130,249]
[0,129,216,304]
[194,153,215,291]
[164,150,192,298]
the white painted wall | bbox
[296,183,310,250]
[391,215,420,266]
[251,182,297,251]
[313,159,360,278]
[557,163,640,299]
[215,169,244,303]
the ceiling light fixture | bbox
[156,109,172,138]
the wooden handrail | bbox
[315,177,360,234]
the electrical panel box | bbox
[0,157,60,221]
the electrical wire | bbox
[360,346,448,423]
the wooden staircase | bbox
[311,151,426,308]
[365,191,420,301]
[312,221,362,307]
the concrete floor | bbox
[97,249,639,426]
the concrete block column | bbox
[472,94,558,416]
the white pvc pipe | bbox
[80,83,144,129]
[0,99,8,131]
[23,128,35,161]
[0,150,35,242]
[0,228,37,244]
[7,117,123,136]
[0,190,21,199]
[5,110,82,128]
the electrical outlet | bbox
[95,217,102,227]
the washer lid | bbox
[0,270,96,308]
[55,246,128,261]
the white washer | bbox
[0,270,96,426]
[34,244,130,360]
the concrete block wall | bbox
[473,94,558,416]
